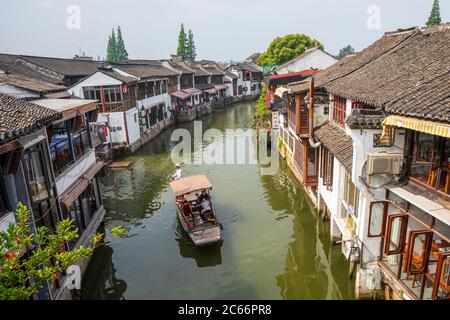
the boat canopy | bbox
[170,175,213,196]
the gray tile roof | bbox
[326,24,450,122]
[291,24,450,123]
[0,93,62,142]
[110,63,178,78]
[0,73,67,94]
[314,122,353,173]
[346,109,386,129]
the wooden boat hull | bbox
[176,208,222,246]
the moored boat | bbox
[170,175,222,246]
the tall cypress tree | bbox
[187,30,196,61]
[116,26,128,61]
[106,28,118,62]
[426,0,442,27]
[177,23,187,59]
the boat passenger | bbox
[201,196,211,215]
[171,163,182,180]
[182,199,192,218]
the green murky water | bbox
[81,101,355,300]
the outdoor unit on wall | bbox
[366,152,403,175]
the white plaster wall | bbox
[318,158,342,218]
[55,149,96,195]
[125,108,140,145]
[97,112,126,144]
[350,128,406,193]
[224,75,234,97]
[69,72,122,98]
[276,50,337,74]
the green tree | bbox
[426,0,441,27]
[177,23,188,59]
[186,29,196,61]
[106,28,118,62]
[254,83,271,129]
[257,34,323,66]
[337,45,355,60]
[116,26,129,61]
[0,203,125,300]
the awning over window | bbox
[214,84,227,91]
[60,179,90,210]
[383,115,450,138]
[60,161,105,210]
[170,90,191,100]
[83,161,105,180]
[182,88,202,95]
[204,88,217,94]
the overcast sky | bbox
[0,0,448,61]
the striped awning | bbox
[383,115,450,138]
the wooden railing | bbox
[99,100,134,113]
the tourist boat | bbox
[170,175,222,246]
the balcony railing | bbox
[99,100,134,113]
[370,199,450,300]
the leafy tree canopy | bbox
[177,24,196,60]
[186,29,196,61]
[426,0,442,27]
[106,26,128,62]
[177,23,187,58]
[0,203,125,300]
[257,34,323,66]
[337,45,355,60]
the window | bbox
[150,107,157,126]
[157,104,164,122]
[409,131,450,196]
[368,202,387,237]
[343,174,357,216]
[155,81,161,96]
[307,146,317,177]
[287,96,296,130]
[332,95,346,126]
[405,230,433,276]
[22,142,60,232]
[384,214,408,255]
[322,148,334,191]
[72,118,91,158]
[22,145,52,203]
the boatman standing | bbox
[171,163,183,180]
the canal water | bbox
[81,101,355,300]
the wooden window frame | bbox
[332,95,346,126]
[384,213,409,256]
[326,153,334,191]
[368,201,388,238]
[432,252,450,300]
[405,230,433,276]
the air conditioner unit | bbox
[366,152,403,175]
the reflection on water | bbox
[81,101,355,300]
